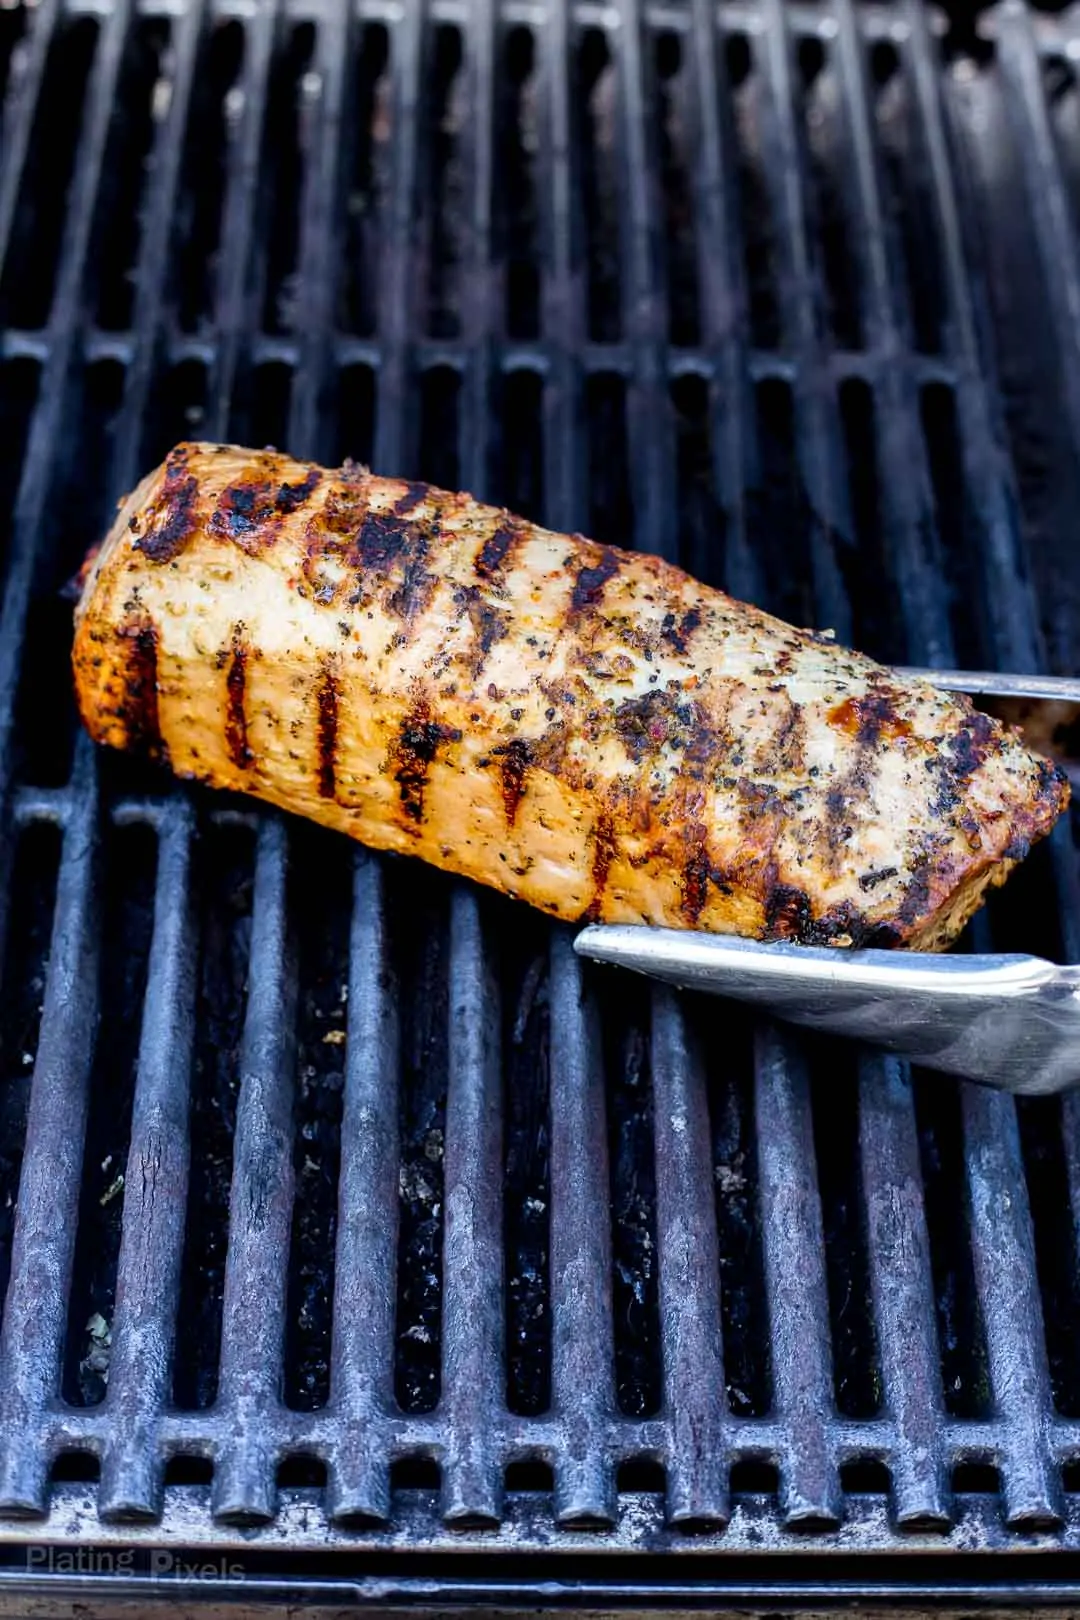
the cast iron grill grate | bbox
[0,0,1076,1573]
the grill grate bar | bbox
[687,0,758,605]
[27,1379,1080,1465]
[857,1054,947,1525]
[327,852,400,1524]
[434,0,506,1528]
[538,0,618,1530]
[960,1084,1061,1527]
[0,739,101,1513]
[831,0,953,668]
[99,800,198,1520]
[372,0,423,476]
[0,0,130,783]
[754,1025,840,1525]
[902,0,1040,676]
[94,0,205,1522]
[288,1,351,461]
[440,888,505,1523]
[198,0,286,1528]
[205,0,281,443]
[0,0,136,1517]
[547,931,616,1525]
[212,815,298,1524]
[755,0,852,642]
[980,3,1080,1309]
[225,0,357,1491]
[46,324,973,387]
[614,0,677,564]
[458,0,495,500]
[651,991,728,1526]
[821,0,957,1535]
[0,323,979,390]
[907,0,1079,1529]
[538,0,583,535]
[994,2,1080,471]
[0,0,60,281]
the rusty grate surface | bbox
[0,0,1076,1582]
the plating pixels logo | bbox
[25,1546,246,1579]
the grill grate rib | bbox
[0,0,1076,1573]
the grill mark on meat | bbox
[475,523,520,580]
[118,617,163,758]
[135,448,199,563]
[455,585,512,681]
[822,739,879,872]
[224,626,253,769]
[769,690,805,774]
[390,702,462,825]
[387,533,436,626]
[316,660,340,800]
[586,808,618,920]
[356,511,413,572]
[274,467,321,514]
[893,846,935,935]
[394,481,430,516]
[493,737,531,825]
[571,547,621,615]
[681,822,711,923]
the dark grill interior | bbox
[1,0,1080,1600]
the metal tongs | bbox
[575,668,1080,1095]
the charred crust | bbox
[316,661,340,800]
[208,480,279,553]
[118,617,164,758]
[947,708,997,778]
[390,702,461,824]
[828,689,913,747]
[893,849,935,935]
[475,523,520,579]
[614,687,713,766]
[492,737,531,825]
[135,463,199,564]
[585,809,618,921]
[761,885,886,949]
[660,607,702,655]
[859,865,898,892]
[320,482,369,536]
[681,823,711,923]
[355,510,412,571]
[571,548,621,616]
[394,481,430,516]
[763,882,814,941]
[274,467,321,514]
[224,625,253,769]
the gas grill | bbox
[0,0,1079,1611]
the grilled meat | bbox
[73,443,1069,949]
